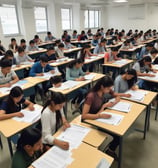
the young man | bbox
[0,58,19,88]
[14,47,33,65]
[45,31,56,42]
[93,38,107,54]
[27,40,39,52]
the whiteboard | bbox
[128,4,145,20]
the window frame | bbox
[0,4,21,37]
[84,9,100,29]
[34,6,48,33]
[61,8,72,31]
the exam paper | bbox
[96,112,124,125]
[84,74,96,80]
[109,101,131,113]
[13,105,42,123]
[56,80,81,90]
[124,90,147,101]
[112,59,127,65]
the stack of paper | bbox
[84,74,96,80]
[112,59,127,65]
[0,80,28,94]
[56,80,81,90]
[109,102,131,113]
[124,90,147,101]
[32,146,73,168]
[96,112,124,126]
[57,124,90,150]
[13,105,42,123]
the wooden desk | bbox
[0,79,35,98]
[103,59,133,75]
[84,54,105,65]
[49,58,74,67]
[138,72,158,83]
[107,42,123,48]
[68,143,113,168]
[121,89,157,137]
[28,49,47,59]
[64,47,81,54]
[142,38,157,44]
[84,100,146,168]
[0,104,42,157]
[37,41,55,48]
[119,44,145,52]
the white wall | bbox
[106,3,158,32]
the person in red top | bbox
[78,30,88,41]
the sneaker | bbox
[105,149,119,161]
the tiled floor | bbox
[0,103,158,168]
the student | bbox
[11,128,43,168]
[63,39,75,49]
[41,92,70,150]
[93,38,107,54]
[104,47,121,63]
[27,40,39,52]
[87,29,93,38]
[0,86,34,120]
[131,34,140,46]
[120,39,133,49]
[147,48,158,60]
[126,29,133,37]
[78,30,88,41]
[61,30,71,42]
[82,76,119,160]
[8,38,18,53]
[79,44,96,60]
[29,55,55,77]
[0,58,19,88]
[0,40,6,55]
[110,28,114,36]
[37,47,56,63]
[139,43,153,60]
[91,35,99,46]
[33,35,42,45]
[66,59,88,105]
[100,27,105,37]
[50,75,63,88]
[15,47,33,65]
[104,48,121,79]
[4,50,17,65]
[45,31,56,42]
[55,43,65,59]
[72,30,78,40]
[54,39,61,51]
[19,39,27,51]
[154,39,158,50]
[133,56,155,89]
[114,69,137,94]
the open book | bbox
[124,90,147,101]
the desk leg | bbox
[147,104,151,131]
[118,136,123,168]
[7,138,13,157]
[155,101,158,120]
[143,106,149,140]
[0,135,3,149]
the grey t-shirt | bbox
[114,75,129,93]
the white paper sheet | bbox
[112,59,127,65]
[57,124,90,150]
[56,80,81,90]
[96,112,124,126]
[124,90,147,101]
[13,105,42,123]
[0,80,28,94]
[84,74,96,80]
[32,146,73,168]
[109,101,131,113]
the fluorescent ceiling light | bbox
[114,0,128,3]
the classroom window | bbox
[84,10,99,28]
[34,7,48,32]
[0,4,19,35]
[61,8,72,30]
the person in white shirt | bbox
[41,92,70,151]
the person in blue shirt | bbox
[29,55,55,77]
[36,47,56,63]
[91,35,99,46]
[29,56,55,101]
[93,38,107,54]
[45,31,56,42]
[138,43,153,60]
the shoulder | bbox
[12,150,26,168]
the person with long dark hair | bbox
[114,69,137,93]
[0,86,34,120]
[11,128,43,168]
[82,76,120,160]
[41,92,70,150]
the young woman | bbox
[133,56,156,90]
[41,92,70,150]
[66,59,88,105]
[82,76,120,160]
[0,86,34,120]
[11,128,43,168]
[114,69,137,94]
